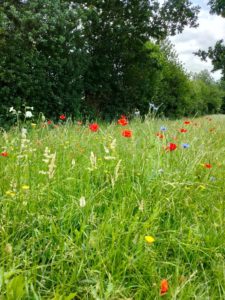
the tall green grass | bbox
[0,115,225,299]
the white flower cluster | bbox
[39,147,56,179]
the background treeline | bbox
[0,0,225,125]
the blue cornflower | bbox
[182,143,190,149]
[160,126,167,131]
[209,176,216,182]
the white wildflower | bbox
[9,107,16,114]
[25,111,33,118]
[21,128,27,138]
[79,196,86,207]
[71,159,76,168]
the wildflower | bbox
[79,196,86,207]
[134,109,140,117]
[25,111,33,118]
[21,185,29,190]
[204,163,212,169]
[118,117,128,126]
[59,114,66,120]
[160,126,167,131]
[122,130,132,138]
[160,279,169,296]
[47,120,52,125]
[182,143,190,149]
[180,128,187,133]
[9,106,16,114]
[89,123,99,132]
[5,190,16,197]
[184,120,191,125]
[166,143,177,151]
[210,176,216,182]
[1,151,8,157]
[145,236,155,244]
[31,123,36,128]
[156,133,164,139]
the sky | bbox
[168,0,225,80]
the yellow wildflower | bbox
[5,190,16,197]
[145,235,155,244]
[21,185,30,190]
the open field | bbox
[0,115,225,299]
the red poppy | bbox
[156,132,164,139]
[166,143,177,151]
[204,163,212,169]
[118,117,128,126]
[160,279,169,296]
[1,151,8,157]
[47,120,52,125]
[59,114,66,120]
[184,121,191,125]
[122,130,132,138]
[180,128,187,133]
[89,123,99,132]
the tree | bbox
[196,1,225,79]
[76,0,200,119]
[0,0,87,122]
[191,70,224,114]
[0,0,201,122]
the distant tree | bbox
[196,0,225,79]
[191,70,224,114]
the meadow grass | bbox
[0,115,225,299]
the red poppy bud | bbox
[160,279,169,295]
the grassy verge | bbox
[0,115,225,299]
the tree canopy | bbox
[196,0,225,79]
[0,0,224,125]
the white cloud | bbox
[169,5,225,80]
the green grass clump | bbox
[0,115,225,299]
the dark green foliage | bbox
[77,0,199,119]
[196,1,225,80]
[191,70,224,115]
[208,0,225,17]
[196,40,225,79]
[0,0,223,124]
[0,0,87,122]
